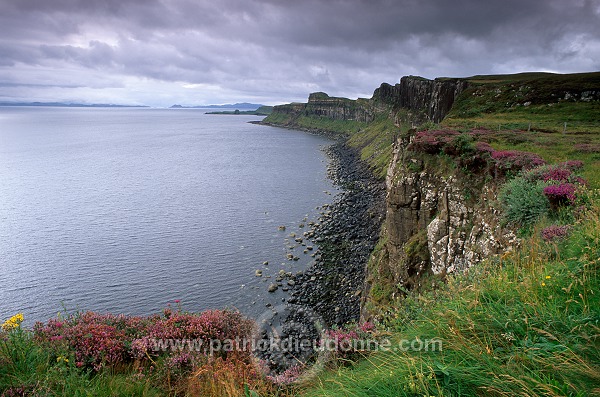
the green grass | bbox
[264,109,399,179]
[347,115,399,179]
[302,197,600,396]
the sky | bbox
[1,0,599,107]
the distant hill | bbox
[0,101,148,108]
[169,102,265,110]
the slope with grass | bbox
[304,198,600,396]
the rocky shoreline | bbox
[253,124,385,373]
[285,141,385,326]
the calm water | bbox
[0,107,337,324]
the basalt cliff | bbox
[262,72,600,318]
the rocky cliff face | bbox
[364,138,519,312]
[267,76,467,126]
[373,77,468,123]
[304,92,375,123]
[385,140,518,288]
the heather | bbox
[408,128,547,177]
[499,161,588,228]
[1,307,296,396]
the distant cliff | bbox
[372,77,468,123]
[264,76,468,128]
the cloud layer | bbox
[1,0,599,106]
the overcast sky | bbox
[1,0,599,107]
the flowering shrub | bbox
[573,143,600,153]
[474,141,495,154]
[266,364,305,385]
[562,160,584,171]
[34,312,138,370]
[321,322,377,361]
[408,129,548,177]
[491,150,546,176]
[500,160,587,226]
[541,225,572,241]
[408,130,460,154]
[543,183,577,205]
[34,308,254,371]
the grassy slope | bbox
[442,73,600,188]
[263,111,399,179]
[303,202,600,396]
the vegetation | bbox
[0,308,292,396]
[303,196,600,395]
[299,72,600,397]
[3,72,599,396]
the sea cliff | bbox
[261,71,600,319]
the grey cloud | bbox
[0,0,598,106]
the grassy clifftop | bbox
[444,71,600,133]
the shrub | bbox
[321,322,377,362]
[543,183,577,206]
[408,130,459,154]
[499,177,550,226]
[491,150,546,176]
[500,161,587,227]
[34,308,254,371]
[444,133,475,156]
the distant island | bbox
[205,106,273,115]
[0,101,148,108]
[169,102,265,110]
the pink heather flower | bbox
[542,168,572,182]
[562,160,584,170]
[542,225,572,241]
[543,183,577,204]
[491,150,546,170]
[174,299,181,304]
[474,141,494,154]
[359,322,376,333]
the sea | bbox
[0,107,338,325]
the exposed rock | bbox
[373,76,468,123]
[369,137,519,299]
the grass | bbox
[264,109,399,179]
[347,115,399,179]
[301,195,600,396]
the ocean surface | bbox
[0,107,337,325]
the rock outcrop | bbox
[266,76,468,126]
[364,137,519,311]
[373,77,468,123]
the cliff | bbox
[372,77,468,123]
[262,71,600,318]
[364,134,519,313]
[265,76,468,129]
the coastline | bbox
[286,142,385,325]
[255,120,386,325]
[251,122,385,373]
